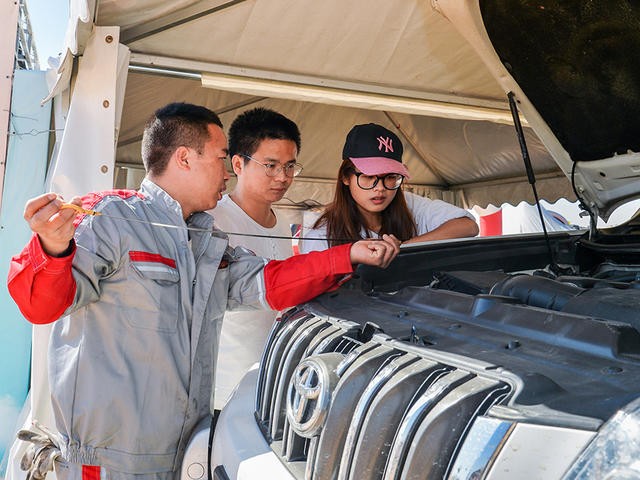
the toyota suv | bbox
[205,2,640,479]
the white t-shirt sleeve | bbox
[405,191,474,234]
[299,210,329,253]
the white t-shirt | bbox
[208,194,293,409]
[299,191,474,253]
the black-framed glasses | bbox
[241,154,303,178]
[353,172,404,190]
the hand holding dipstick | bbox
[23,193,82,257]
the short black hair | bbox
[141,102,223,175]
[228,107,301,159]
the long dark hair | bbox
[314,159,416,246]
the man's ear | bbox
[174,146,191,170]
[231,154,244,176]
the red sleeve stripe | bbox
[129,251,177,268]
[82,465,101,480]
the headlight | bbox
[563,397,640,479]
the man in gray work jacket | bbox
[7,102,400,480]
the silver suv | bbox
[208,2,640,479]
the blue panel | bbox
[0,69,51,467]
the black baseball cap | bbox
[342,123,410,178]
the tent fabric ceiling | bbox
[92,0,576,208]
[104,0,508,107]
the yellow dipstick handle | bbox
[60,203,102,216]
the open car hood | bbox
[436,0,640,220]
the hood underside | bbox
[436,0,640,219]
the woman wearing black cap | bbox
[299,123,478,252]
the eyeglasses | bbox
[241,154,303,178]
[353,172,404,190]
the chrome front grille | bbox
[255,309,513,479]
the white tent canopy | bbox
[49,0,575,209]
[5,2,583,477]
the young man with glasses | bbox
[300,123,478,253]
[208,107,303,412]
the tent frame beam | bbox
[129,53,521,124]
[120,0,248,44]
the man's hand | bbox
[24,193,81,256]
[349,234,400,268]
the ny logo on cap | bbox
[377,136,394,153]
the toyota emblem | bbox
[286,354,342,438]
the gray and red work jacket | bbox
[7,179,353,474]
